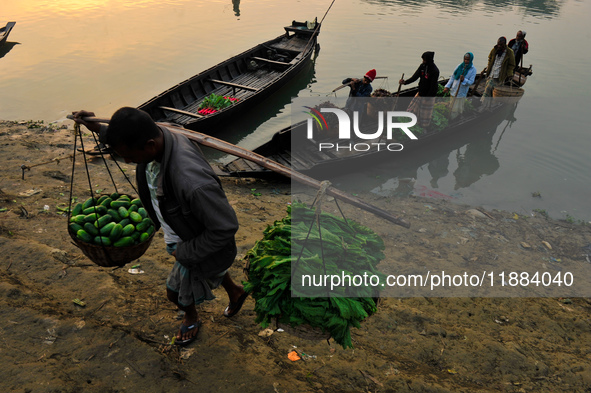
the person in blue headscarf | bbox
[443,52,477,98]
[443,52,477,118]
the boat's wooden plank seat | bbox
[209,79,259,92]
[251,56,290,66]
[270,36,308,52]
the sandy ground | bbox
[2,120,591,392]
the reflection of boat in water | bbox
[217,67,531,178]
[0,22,16,47]
[138,20,321,133]
[363,102,519,197]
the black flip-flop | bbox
[174,320,201,346]
[223,292,249,318]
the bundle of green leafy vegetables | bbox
[244,202,386,348]
[198,93,234,111]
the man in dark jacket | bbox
[399,51,440,127]
[73,108,247,346]
[482,37,515,100]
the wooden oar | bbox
[393,73,404,111]
[517,56,524,85]
[469,67,487,96]
[395,73,404,97]
[331,76,388,93]
[160,106,204,118]
[449,66,466,110]
[68,116,411,228]
[332,83,349,93]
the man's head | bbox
[516,30,525,40]
[496,36,507,49]
[105,107,162,164]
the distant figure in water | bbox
[232,0,240,17]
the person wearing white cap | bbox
[508,30,529,66]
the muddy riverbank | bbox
[1,120,591,392]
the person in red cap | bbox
[342,69,376,112]
[342,69,376,99]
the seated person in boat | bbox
[508,30,528,66]
[482,37,515,100]
[442,52,477,118]
[399,51,440,128]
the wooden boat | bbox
[137,20,321,132]
[0,22,16,47]
[217,67,531,178]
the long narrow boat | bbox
[217,66,532,178]
[137,20,321,132]
[0,22,16,47]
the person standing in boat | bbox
[342,69,376,113]
[442,52,477,118]
[482,37,515,100]
[508,30,528,66]
[399,51,440,128]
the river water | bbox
[1,0,590,221]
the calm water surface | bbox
[1,0,589,220]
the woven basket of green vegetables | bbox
[244,202,386,348]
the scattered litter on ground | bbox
[72,298,86,307]
[287,351,301,362]
[18,189,42,197]
[258,328,274,337]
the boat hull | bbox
[137,21,320,133]
[0,22,16,47]
[218,72,530,179]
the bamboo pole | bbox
[159,106,204,118]
[469,67,487,96]
[68,115,410,228]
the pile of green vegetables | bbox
[244,202,385,348]
[68,194,155,247]
[198,93,236,112]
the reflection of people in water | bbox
[232,0,240,16]
[428,154,450,188]
[453,129,499,190]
